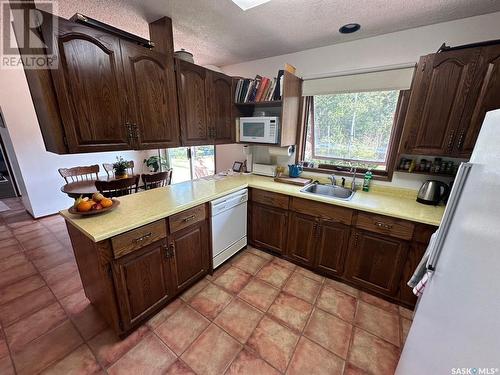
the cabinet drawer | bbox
[251,189,289,209]
[111,220,167,259]
[169,204,207,234]
[290,197,353,225]
[355,212,415,240]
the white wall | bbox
[218,11,500,189]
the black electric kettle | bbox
[417,180,450,205]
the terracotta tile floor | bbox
[0,198,414,374]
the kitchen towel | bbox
[407,229,439,288]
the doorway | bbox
[0,109,19,199]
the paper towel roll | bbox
[268,146,294,157]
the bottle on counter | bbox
[362,170,373,192]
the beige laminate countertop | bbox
[60,174,444,242]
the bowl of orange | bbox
[68,193,120,216]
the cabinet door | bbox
[314,220,350,277]
[286,212,317,266]
[455,44,500,157]
[112,240,172,330]
[169,221,210,293]
[121,40,180,149]
[176,59,211,145]
[207,71,235,144]
[399,242,426,308]
[345,230,408,296]
[44,17,131,153]
[251,203,288,254]
[401,49,480,156]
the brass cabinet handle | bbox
[182,214,196,222]
[134,232,152,243]
[374,221,393,230]
[163,242,175,258]
[124,122,133,141]
[353,233,360,247]
[447,129,456,153]
[457,129,465,150]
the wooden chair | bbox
[58,165,99,183]
[103,161,134,178]
[141,170,173,190]
[95,175,140,198]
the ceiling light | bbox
[231,0,271,11]
[339,23,361,34]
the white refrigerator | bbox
[396,109,500,374]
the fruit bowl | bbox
[68,198,120,216]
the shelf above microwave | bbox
[235,100,282,107]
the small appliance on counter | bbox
[416,180,450,205]
[252,163,277,177]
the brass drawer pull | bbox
[133,232,152,243]
[182,214,196,222]
[374,221,393,230]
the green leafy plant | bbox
[143,156,169,172]
[113,156,129,176]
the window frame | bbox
[297,90,410,181]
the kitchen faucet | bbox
[350,168,357,192]
[327,174,337,185]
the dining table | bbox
[60,175,140,199]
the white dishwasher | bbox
[211,189,248,269]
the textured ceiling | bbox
[55,0,500,66]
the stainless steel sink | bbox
[300,183,355,201]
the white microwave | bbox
[239,116,279,144]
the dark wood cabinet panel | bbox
[399,242,426,307]
[44,17,131,152]
[121,41,180,149]
[401,49,480,156]
[207,70,235,144]
[169,221,210,293]
[345,229,409,296]
[286,212,317,266]
[112,239,172,330]
[176,59,211,146]
[314,220,350,277]
[456,44,500,157]
[251,203,288,254]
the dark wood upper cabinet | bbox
[455,44,500,157]
[401,49,480,156]
[207,70,235,144]
[43,17,131,153]
[286,212,317,266]
[176,59,211,146]
[314,220,350,277]
[112,239,172,330]
[345,229,409,296]
[121,40,180,149]
[168,220,210,293]
[176,59,236,146]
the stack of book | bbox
[234,70,285,103]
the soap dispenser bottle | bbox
[362,170,373,192]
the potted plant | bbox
[143,156,168,173]
[113,156,129,179]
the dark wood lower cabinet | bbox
[65,203,211,337]
[169,221,210,293]
[314,220,350,277]
[286,212,317,266]
[112,239,172,331]
[251,203,288,254]
[344,229,409,296]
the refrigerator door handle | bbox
[426,162,473,272]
